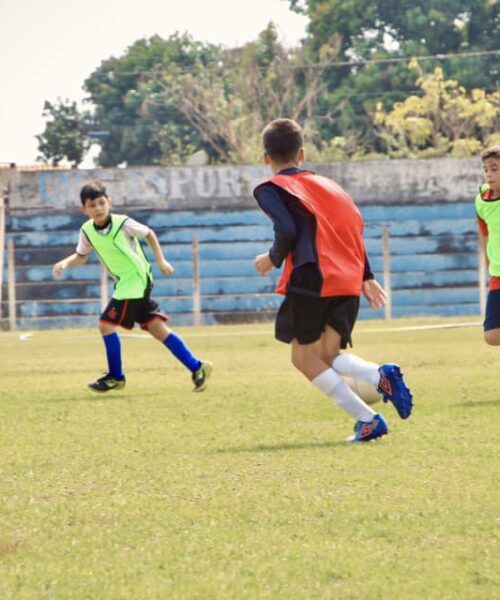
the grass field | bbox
[1,317,499,599]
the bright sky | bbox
[0,0,308,166]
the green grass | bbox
[1,318,499,599]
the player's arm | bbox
[254,184,297,276]
[145,229,175,276]
[52,253,88,278]
[53,230,93,278]
[361,249,387,309]
[478,216,489,266]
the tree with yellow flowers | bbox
[372,59,500,158]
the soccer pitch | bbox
[1,318,499,599]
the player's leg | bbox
[332,353,380,385]
[291,329,387,442]
[323,296,412,419]
[311,327,378,420]
[332,353,413,418]
[143,311,212,392]
[282,289,387,441]
[88,300,128,392]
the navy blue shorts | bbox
[484,289,500,331]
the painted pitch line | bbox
[358,320,482,333]
[159,320,483,337]
[52,320,483,342]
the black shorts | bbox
[275,293,360,347]
[100,290,168,330]
[484,289,500,331]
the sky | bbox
[0,0,308,166]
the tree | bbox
[145,24,342,164]
[83,33,224,167]
[289,0,499,62]
[37,99,91,167]
[372,61,500,158]
[288,0,500,151]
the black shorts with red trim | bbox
[100,290,168,330]
[275,293,360,347]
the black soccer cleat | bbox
[192,361,213,392]
[88,373,126,393]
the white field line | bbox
[143,320,483,338]
[53,319,483,341]
[3,320,482,342]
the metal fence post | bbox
[0,197,5,321]
[7,238,16,330]
[382,227,392,320]
[192,237,201,327]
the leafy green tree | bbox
[37,99,91,167]
[83,33,224,166]
[289,0,499,61]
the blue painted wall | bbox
[2,201,482,329]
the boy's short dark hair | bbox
[262,118,304,163]
[80,180,108,205]
[481,145,500,162]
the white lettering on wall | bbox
[194,169,217,198]
[169,168,193,199]
[216,167,242,198]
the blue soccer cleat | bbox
[377,364,413,419]
[346,413,388,443]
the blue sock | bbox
[163,332,201,373]
[103,332,124,379]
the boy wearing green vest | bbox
[52,180,212,392]
[475,144,500,345]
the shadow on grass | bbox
[213,440,348,453]
[454,399,500,408]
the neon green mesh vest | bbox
[475,183,500,276]
[81,214,152,300]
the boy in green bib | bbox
[53,180,212,392]
[476,145,500,344]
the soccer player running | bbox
[475,145,500,345]
[53,180,212,393]
[253,119,412,442]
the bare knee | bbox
[484,329,500,345]
[291,351,306,372]
[146,319,170,341]
[320,349,340,366]
[99,321,116,336]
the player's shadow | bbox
[214,440,350,454]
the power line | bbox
[316,48,500,69]
[101,48,500,78]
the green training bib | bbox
[81,214,152,300]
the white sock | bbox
[333,353,380,386]
[312,369,376,422]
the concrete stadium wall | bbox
[1,158,484,329]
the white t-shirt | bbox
[76,217,150,256]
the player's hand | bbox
[52,261,66,279]
[254,253,273,276]
[362,279,387,309]
[158,259,175,276]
